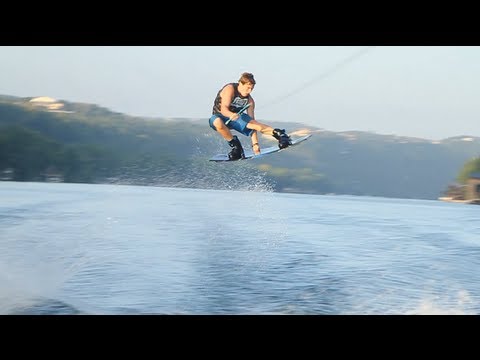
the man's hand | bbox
[252,143,260,155]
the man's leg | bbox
[212,117,244,160]
[212,117,234,141]
[246,120,291,149]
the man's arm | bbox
[247,98,255,119]
[219,85,238,120]
[251,131,260,154]
[247,98,260,153]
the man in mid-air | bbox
[209,72,291,160]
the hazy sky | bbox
[1,46,479,140]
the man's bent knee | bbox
[213,117,226,130]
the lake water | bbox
[1,181,479,315]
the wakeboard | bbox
[209,133,312,162]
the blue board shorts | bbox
[209,113,254,137]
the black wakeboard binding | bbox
[228,135,245,160]
[273,128,292,149]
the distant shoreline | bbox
[438,196,480,205]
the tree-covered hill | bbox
[1,95,480,199]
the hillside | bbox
[1,95,480,199]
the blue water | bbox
[1,181,479,314]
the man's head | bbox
[238,72,256,96]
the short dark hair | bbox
[239,72,256,85]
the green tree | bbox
[0,125,63,181]
[457,157,480,183]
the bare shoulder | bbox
[220,83,235,96]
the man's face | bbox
[238,82,254,97]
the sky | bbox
[1,46,479,140]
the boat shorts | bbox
[209,113,254,137]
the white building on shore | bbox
[29,97,73,113]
